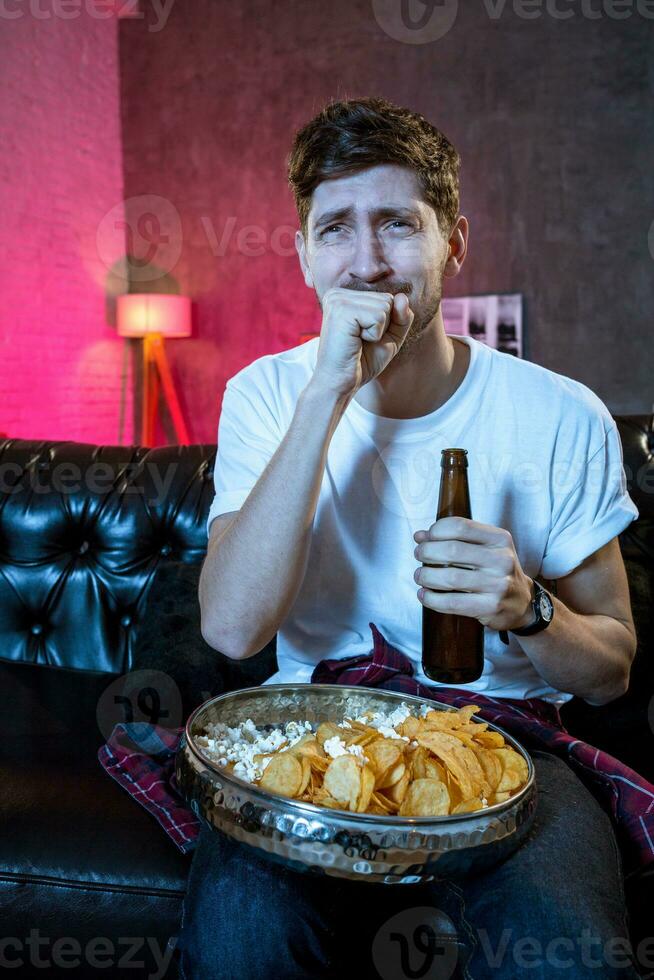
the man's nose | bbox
[348,227,390,283]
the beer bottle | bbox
[421,448,485,684]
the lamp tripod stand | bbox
[117,294,192,447]
[141,333,189,446]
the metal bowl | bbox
[175,684,537,884]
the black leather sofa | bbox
[0,417,652,979]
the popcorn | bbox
[197,703,419,782]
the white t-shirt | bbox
[206,334,638,705]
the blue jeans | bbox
[177,751,642,979]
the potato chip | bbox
[457,704,482,724]
[244,703,528,818]
[357,765,376,813]
[472,746,503,793]
[298,755,312,796]
[444,767,462,809]
[323,755,363,811]
[318,795,347,810]
[364,740,403,788]
[371,791,394,813]
[415,712,461,734]
[377,760,406,790]
[308,755,330,774]
[259,753,303,799]
[451,798,485,814]
[493,747,528,793]
[397,716,422,739]
[415,731,489,801]
[385,767,410,805]
[292,738,327,761]
[368,801,391,815]
[423,758,447,782]
[474,730,506,749]
[346,730,381,748]
[374,791,400,814]
[345,718,377,733]
[409,745,428,780]
[285,733,315,754]
[503,747,528,783]
[399,778,450,817]
[315,722,343,746]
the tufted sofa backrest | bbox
[0,441,217,673]
[0,415,651,675]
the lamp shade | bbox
[117,294,192,338]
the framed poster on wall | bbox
[441,293,523,357]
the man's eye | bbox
[322,224,342,235]
[389,221,410,229]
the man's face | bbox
[295,163,457,358]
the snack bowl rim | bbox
[182,683,535,826]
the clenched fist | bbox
[312,287,414,398]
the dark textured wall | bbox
[120,0,654,444]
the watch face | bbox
[539,592,554,622]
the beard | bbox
[393,278,443,360]
[332,272,444,361]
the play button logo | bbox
[372,0,459,44]
[372,906,461,979]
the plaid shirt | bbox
[98,622,654,882]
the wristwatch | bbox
[499,579,554,645]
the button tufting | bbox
[31,623,43,635]
[160,544,172,556]
[120,614,132,628]
[78,540,90,555]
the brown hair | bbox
[287,97,460,239]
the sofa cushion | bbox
[0,659,189,977]
[131,559,277,721]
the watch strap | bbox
[499,580,552,645]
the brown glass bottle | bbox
[421,448,485,684]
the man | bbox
[181,98,641,979]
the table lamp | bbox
[117,293,192,446]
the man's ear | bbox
[443,216,469,278]
[295,229,314,288]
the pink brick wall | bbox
[0,13,130,443]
